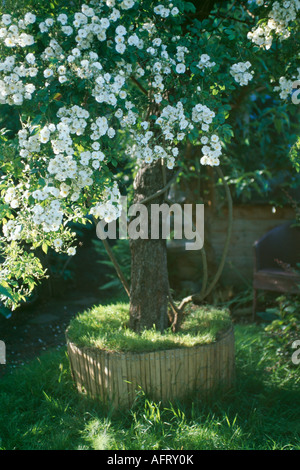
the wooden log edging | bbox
[66,326,235,408]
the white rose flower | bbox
[53,238,63,250]
[44,69,53,78]
[12,93,23,105]
[57,14,68,25]
[2,14,12,26]
[25,53,35,64]
[4,37,15,47]
[24,13,36,24]
[176,63,186,74]
[116,25,127,36]
[116,43,126,54]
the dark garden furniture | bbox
[252,221,300,320]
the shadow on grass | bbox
[0,324,299,450]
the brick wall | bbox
[167,204,296,290]
[206,204,296,286]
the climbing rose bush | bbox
[0,0,299,310]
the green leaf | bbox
[274,118,282,133]
[0,283,14,302]
[42,243,48,254]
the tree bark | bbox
[129,160,170,333]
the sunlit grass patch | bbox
[66,302,232,353]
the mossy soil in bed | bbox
[66,302,232,353]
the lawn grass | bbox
[66,302,232,352]
[0,323,299,450]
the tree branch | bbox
[208,0,237,39]
[161,158,167,201]
[130,76,148,96]
[168,286,183,332]
[214,13,254,25]
[140,168,182,205]
[93,217,131,299]
[203,167,233,297]
[240,1,255,19]
[178,166,233,311]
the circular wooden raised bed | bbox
[66,326,235,408]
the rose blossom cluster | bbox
[230,62,254,86]
[248,0,300,49]
[0,0,243,261]
[248,0,299,101]
[153,4,180,17]
[0,55,37,105]
[274,69,300,100]
[90,183,123,223]
[17,104,122,234]
[197,54,216,71]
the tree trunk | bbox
[129,160,170,333]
